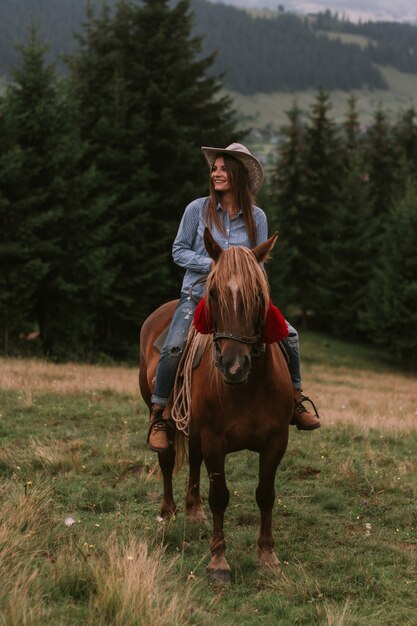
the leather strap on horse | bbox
[171,325,203,437]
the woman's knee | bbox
[160,341,185,363]
[284,321,299,351]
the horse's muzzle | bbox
[217,352,251,385]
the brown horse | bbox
[139,229,293,582]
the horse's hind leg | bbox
[204,451,231,583]
[186,436,206,522]
[256,441,288,571]
[158,447,176,520]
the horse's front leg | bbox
[256,437,288,571]
[204,450,231,583]
[158,447,176,520]
[185,435,206,522]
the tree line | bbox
[314,10,417,74]
[193,1,387,93]
[267,90,417,369]
[3,0,417,94]
[0,0,416,368]
[0,0,239,361]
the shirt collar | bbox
[217,201,242,215]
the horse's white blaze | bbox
[229,358,241,375]
[227,276,241,314]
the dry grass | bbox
[0,482,56,625]
[0,478,192,626]
[0,357,138,396]
[307,364,417,433]
[0,438,84,474]
[0,349,415,624]
[1,355,415,433]
[86,538,192,626]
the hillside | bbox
[1,1,417,130]
[227,65,417,132]
[192,1,387,93]
[208,0,417,24]
[1,1,417,92]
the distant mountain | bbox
[209,0,417,24]
[192,1,389,93]
[1,0,417,94]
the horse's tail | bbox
[147,430,187,482]
[173,429,187,475]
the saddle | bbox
[153,325,205,369]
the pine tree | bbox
[325,96,370,338]
[268,101,307,311]
[0,97,28,353]
[297,87,342,328]
[0,26,104,358]
[363,174,417,369]
[393,106,417,170]
[364,107,398,228]
[69,0,240,356]
[359,107,400,339]
[0,28,65,354]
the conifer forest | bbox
[0,0,416,368]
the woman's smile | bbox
[211,157,231,192]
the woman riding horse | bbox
[147,142,320,453]
[140,227,314,580]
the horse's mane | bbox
[205,245,270,319]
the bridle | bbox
[212,330,260,345]
[189,275,266,358]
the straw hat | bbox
[201,142,264,194]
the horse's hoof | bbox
[207,567,231,584]
[258,550,281,572]
[158,505,176,522]
[186,508,207,523]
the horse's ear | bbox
[204,227,222,262]
[252,232,278,263]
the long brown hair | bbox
[205,154,258,247]
[206,245,270,323]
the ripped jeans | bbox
[151,293,302,406]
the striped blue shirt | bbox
[172,196,268,300]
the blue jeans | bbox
[152,294,197,405]
[284,322,302,390]
[151,294,303,405]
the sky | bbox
[208,0,417,23]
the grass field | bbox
[0,333,416,625]
[226,65,417,132]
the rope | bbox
[171,325,204,437]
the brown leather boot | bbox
[147,406,173,452]
[291,388,321,431]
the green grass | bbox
[300,330,400,373]
[226,64,417,132]
[0,337,416,625]
[317,30,371,49]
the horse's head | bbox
[202,227,278,385]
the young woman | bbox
[148,143,320,452]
